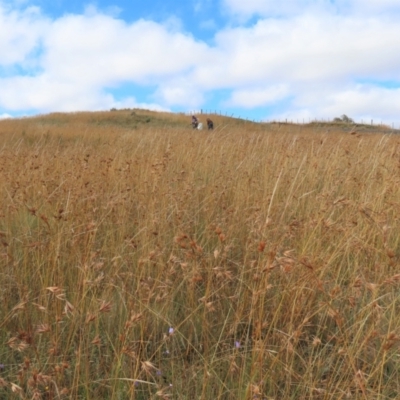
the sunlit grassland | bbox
[1,110,400,399]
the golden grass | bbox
[1,110,400,399]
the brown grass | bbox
[1,110,400,399]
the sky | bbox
[1,0,400,125]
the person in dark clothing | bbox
[191,115,199,129]
[207,118,214,130]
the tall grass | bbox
[0,111,400,399]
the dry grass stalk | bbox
[0,110,399,398]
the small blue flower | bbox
[235,341,241,349]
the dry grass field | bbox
[1,109,400,399]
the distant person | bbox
[207,118,214,130]
[191,115,199,129]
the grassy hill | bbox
[1,108,397,137]
[0,109,400,399]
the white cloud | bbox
[222,0,325,18]
[222,0,400,18]
[0,4,49,65]
[41,15,208,86]
[0,74,168,113]
[82,4,123,19]
[0,5,208,112]
[265,84,400,124]
[155,78,205,108]
[342,0,400,13]
[226,85,290,108]
[201,15,400,86]
[1,1,400,125]
[0,113,12,119]
[317,85,400,121]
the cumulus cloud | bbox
[314,85,400,122]
[342,0,400,14]
[187,10,400,123]
[1,1,400,124]
[0,4,48,66]
[155,79,205,109]
[0,75,168,113]
[202,15,400,86]
[222,0,325,18]
[41,16,209,86]
[268,84,400,125]
[222,0,400,18]
[0,113,12,119]
[0,4,207,112]
[226,85,290,108]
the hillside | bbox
[0,108,397,138]
[0,109,400,399]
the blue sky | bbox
[1,0,400,125]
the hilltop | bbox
[0,108,397,137]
